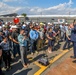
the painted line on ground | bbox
[34,49,72,75]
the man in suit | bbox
[70,21,76,58]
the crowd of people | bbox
[0,20,76,75]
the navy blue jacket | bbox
[71,25,76,42]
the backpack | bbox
[38,57,49,66]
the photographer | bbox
[18,29,28,68]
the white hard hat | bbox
[36,23,39,25]
[5,22,8,25]
[2,25,5,27]
[0,26,2,29]
[65,23,68,25]
[11,25,18,29]
[48,22,51,25]
[23,24,26,27]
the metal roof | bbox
[26,15,76,18]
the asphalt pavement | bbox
[2,41,73,75]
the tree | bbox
[21,13,27,17]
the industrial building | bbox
[0,14,76,23]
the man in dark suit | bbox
[71,21,76,58]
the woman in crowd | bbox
[47,27,55,53]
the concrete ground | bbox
[2,41,74,75]
[46,50,76,75]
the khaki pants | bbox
[37,39,44,50]
[56,36,60,43]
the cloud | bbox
[68,0,73,6]
[19,0,75,15]
[3,0,28,5]
[0,0,76,15]
[3,0,18,2]
[26,0,74,15]
[0,2,21,15]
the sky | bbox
[0,0,76,15]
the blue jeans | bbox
[30,39,37,53]
[61,32,65,41]
[13,43,20,58]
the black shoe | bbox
[58,42,61,45]
[5,66,7,69]
[70,56,76,59]
[6,67,12,71]
[72,60,76,63]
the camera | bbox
[23,33,26,36]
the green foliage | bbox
[21,13,27,17]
